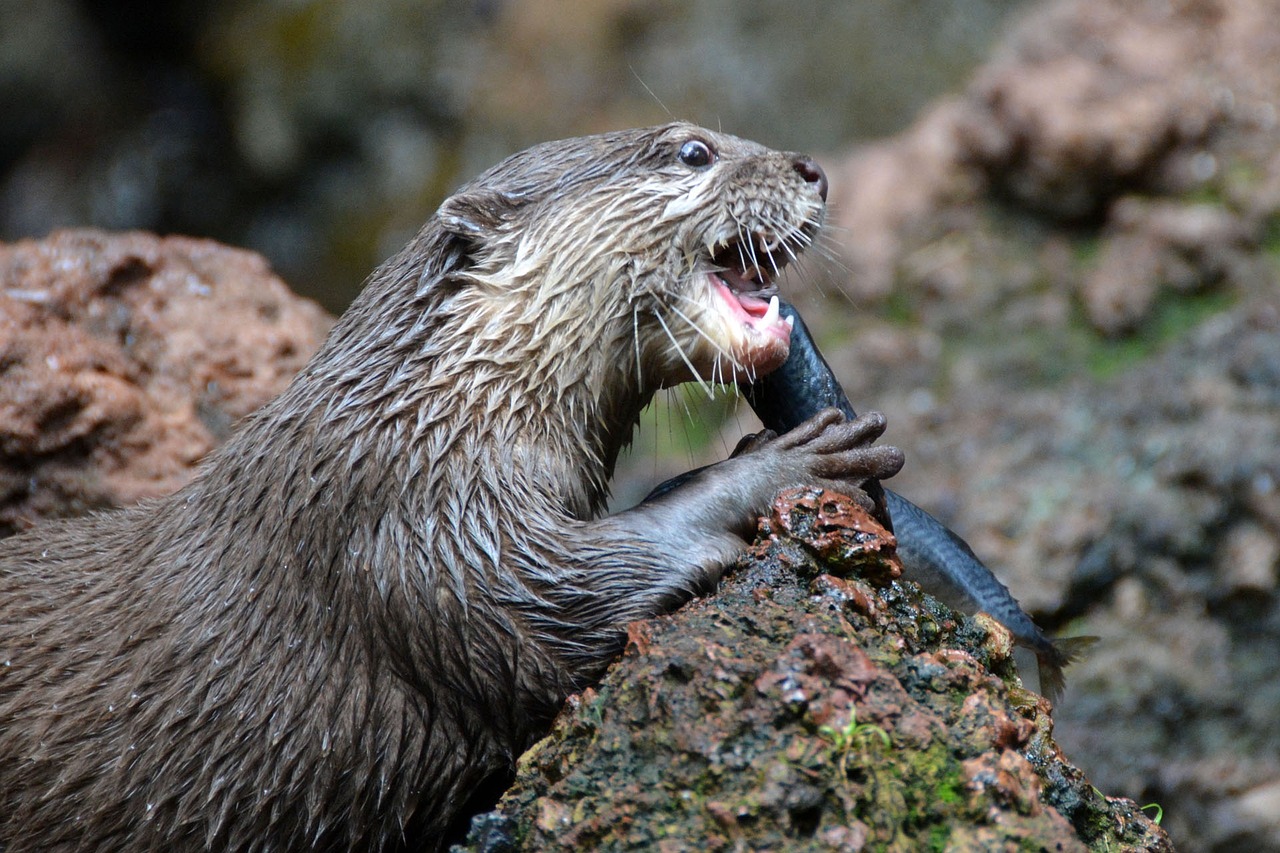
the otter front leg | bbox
[629,408,902,570]
[544,410,901,653]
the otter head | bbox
[435,122,827,397]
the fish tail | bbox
[1035,635,1100,703]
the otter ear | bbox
[436,189,523,241]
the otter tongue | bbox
[713,280,782,328]
[737,292,774,319]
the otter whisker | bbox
[787,253,815,287]
[665,301,748,398]
[674,388,699,463]
[723,354,752,389]
[773,223,815,270]
[743,227,762,274]
[734,233,751,276]
[812,233,853,274]
[814,217,855,253]
[652,307,713,397]
[764,245,781,279]
[666,293,755,384]
[763,212,815,252]
[777,237,801,264]
[665,300,737,371]
[666,296,737,367]
[707,346,722,389]
[632,304,643,389]
[717,351,738,391]
[785,222,818,249]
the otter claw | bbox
[731,430,777,457]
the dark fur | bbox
[0,123,901,851]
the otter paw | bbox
[780,410,902,490]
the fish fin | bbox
[1035,635,1100,704]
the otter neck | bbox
[431,285,656,519]
[293,253,659,523]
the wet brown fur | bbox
[0,123,901,851]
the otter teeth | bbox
[762,295,780,326]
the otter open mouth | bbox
[707,235,795,345]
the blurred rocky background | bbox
[0,0,1025,311]
[4,0,1280,850]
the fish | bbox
[739,300,1095,701]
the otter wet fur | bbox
[0,123,903,851]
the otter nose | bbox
[793,156,828,201]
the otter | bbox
[0,123,903,851]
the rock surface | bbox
[0,229,332,536]
[459,488,1170,851]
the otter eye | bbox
[677,139,715,169]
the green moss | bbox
[1262,212,1280,264]
[819,706,892,771]
[1081,289,1235,379]
[1071,234,1103,269]
[935,774,964,806]
[883,288,920,325]
[581,693,607,728]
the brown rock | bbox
[821,0,1280,336]
[0,229,332,535]
[1083,198,1256,334]
[956,7,1222,220]
[458,488,1171,851]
